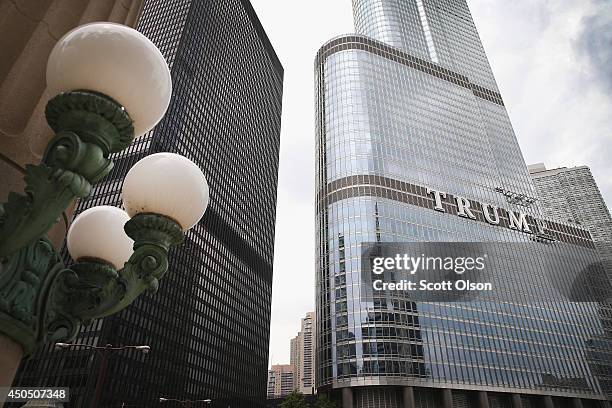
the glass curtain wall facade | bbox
[315,1,612,407]
[12,1,283,407]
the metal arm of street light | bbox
[55,342,150,353]
[160,397,212,405]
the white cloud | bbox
[470,0,612,204]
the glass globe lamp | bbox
[46,22,172,137]
[67,206,134,269]
[122,153,209,231]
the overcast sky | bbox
[249,0,612,366]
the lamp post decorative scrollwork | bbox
[0,22,210,390]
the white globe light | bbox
[46,22,172,137]
[122,153,209,231]
[67,206,134,269]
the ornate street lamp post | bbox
[0,22,209,391]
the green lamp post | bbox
[0,22,210,388]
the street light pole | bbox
[56,342,150,408]
[92,345,111,408]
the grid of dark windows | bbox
[12,1,283,407]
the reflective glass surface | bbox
[315,21,612,404]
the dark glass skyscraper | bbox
[13,1,283,407]
[315,1,612,407]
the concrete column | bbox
[0,335,23,404]
[511,393,523,408]
[477,391,490,408]
[441,388,452,408]
[342,387,354,408]
[543,395,555,408]
[572,398,584,408]
[79,0,117,24]
[402,386,415,408]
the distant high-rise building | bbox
[290,334,302,390]
[300,312,316,395]
[529,163,612,278]
[290,312,316,395]
[315,1,612,407]
[13,1,283,407]
[267,365,295,399]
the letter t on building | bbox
[427,188,447,212]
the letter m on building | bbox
[508,211,532,233]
